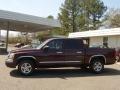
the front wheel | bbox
[18,60,35,76]
[90,60,104,74]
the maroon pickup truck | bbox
[6,38,118,75]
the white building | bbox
[69,28,120,48]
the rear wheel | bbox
[90,60,104,74]
[18,60,35,75]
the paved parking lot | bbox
[0,54,120,90]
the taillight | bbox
[115,48,120,61]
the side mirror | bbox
[43,45,49,51]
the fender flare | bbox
[16,56,38,64]
[89,55,106,64]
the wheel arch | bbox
[89,55,106,64]
[16,56,38,66]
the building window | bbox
[103,37,108,48]
[83,38,89,47]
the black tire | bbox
[18,60,35,76]
[90,60,104,74]
[80,65,88,70]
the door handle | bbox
[56,52,63,54]
[76,51,82,54]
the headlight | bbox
[8,53,15,59]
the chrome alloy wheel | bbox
[21,63,32,74]
[93,61,103,72]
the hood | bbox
[10,48,40,53]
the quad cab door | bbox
[39,39,65,67]
[63,39,85,66]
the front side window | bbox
[47,39,63,50]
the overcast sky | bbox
[0,0,120,36]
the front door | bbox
[39,39,65,67]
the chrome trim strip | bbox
[39,61,81,64]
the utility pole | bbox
[0,30,2,41]
[6,21,10,52]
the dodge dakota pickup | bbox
[6,38,118,75]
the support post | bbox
[0,30,2,41]
[6,22,9,52]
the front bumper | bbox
[5,59,16,68]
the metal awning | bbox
[0,10,61,52]
[0,10,61,32]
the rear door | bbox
[63,39,85,66]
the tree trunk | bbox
[93,15,96,29]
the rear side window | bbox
[64,39,83,50]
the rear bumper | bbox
[5,60,16,68]
[118,59,120,62]
[116,56,120,62]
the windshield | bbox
[36,39,52,49]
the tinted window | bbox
[47,39,63,50]
[64,39,83,49]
